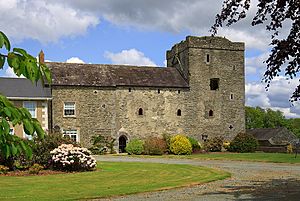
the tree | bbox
[245,106,286,129]
[211,0,300,101]
[0,31,51,168]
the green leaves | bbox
[0,31,10,51]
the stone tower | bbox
[166,36,245,141]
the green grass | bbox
[122,152,300,164]
[0,162,229,201]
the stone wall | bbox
[51,36,245,149]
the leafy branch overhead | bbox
[211,0,300,101]
[0,31,51,163]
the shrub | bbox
[32,132,78,168]
[51,144,97,172]
[204,136,224,152]
[228,133,258,153]
[287,144,293,154]
[223,141,231,150]
[0,165,9,174]
[170,135,192,155]
[125,139,144,155]
[188,137,201,152]
[89,135,116,155]
[28,164,44,175]
[162,133,172,153]
[144,137,167,155]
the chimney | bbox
[38,50,44,64]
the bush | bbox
[188,137,201,152]
[125,139,144,155]
[144,137,167,155]
[170,135,192,155]
[51,144,97,172]
[228,133,258,153]
[204,136,224,152]
[32,132,78,168]
[0,165,9,174]
[162,133,171,153]
[28,164,44,174]
[89,135,116,155]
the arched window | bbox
[177,109,181,116]
[209,110,213,117]
[138,108,143,115]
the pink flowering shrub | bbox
[50,144,97,171]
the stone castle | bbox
[47,36,245,152]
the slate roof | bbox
[48,62,189,88]
[0,77,51,99]
[247,128,288,141]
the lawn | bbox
[0,162,229,201]
[126,152,300,164]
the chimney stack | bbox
[38,50,44,64]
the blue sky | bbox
[0,0,299,118]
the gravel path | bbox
[93,156,300,201]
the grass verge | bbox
[118,152,300,164]
[0,162,229,201]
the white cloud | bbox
[0,0,99,43]
[104,49,156,66]
[4,67,18,78]
[246,77,300,118]
[66,57,85,64]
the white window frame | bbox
[63,102,76,117]
[9,128,14,135]
[23,101,37,118]
[63,129,79,142]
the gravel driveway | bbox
[93,155,300,201]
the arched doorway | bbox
[119,135,127,153]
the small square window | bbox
[210,78,219,90]
[23,101,37,118]
[63,130,79,142]
[64,102,75,117]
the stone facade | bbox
[50,36,245,151]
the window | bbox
[138,108,143,115]
[210,78,219,90]
[209,110,214,117]
[177,109,182,116]
[206,54,210,63]
[230,93,234,100]
[129,88,131,92]
[23,101,36,118]
[158,89,160,94]
[178,90,181,94]
[64,102,75,116]
[9,128,14,135]
[63,130,79,142]
[229,125,233,130]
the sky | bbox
[0,0,299,118]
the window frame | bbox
[63,129,79,142]
[23,101,37,118]
[63,102,76,117]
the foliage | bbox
[170,135,192,155]
[0,31,51,166]
[0,165,9,174]
[285,118,300,138]
[204,136,224,152]
[211,0,300,101]
[162,133,172,153]
[287,144,293,154]
[89,135,116,155]
[28,163,44,175]
[187,137,201,152]
[223,141,230,150]
[31,132,77,168]
[144,137,167,155]
[50,144,96,172]
[228,133,259,153]
[125,139,144,155]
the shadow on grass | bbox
[203,178,300,201]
